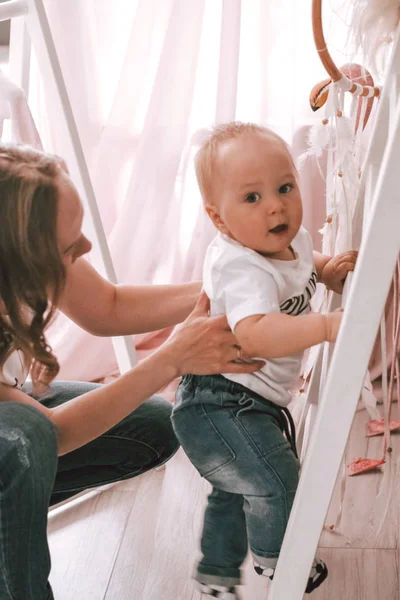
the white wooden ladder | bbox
[269,26,400,599]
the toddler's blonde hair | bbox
[194,122,292,203]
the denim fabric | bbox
[171,374,300,586]
[0,381,179,599]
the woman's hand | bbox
[162,293,265,378]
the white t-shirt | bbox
[0,348,29,389]
[203,227,317,407]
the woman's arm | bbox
[0,347,179,455]
[1,295,264,456]
[59,257,202,335]
[235,310,342,359]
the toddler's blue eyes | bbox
[245,192,260,203]
[279,184,292,194]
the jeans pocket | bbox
[171,404,236,478]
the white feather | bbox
[349,0,400,74]
[297,121,331,168]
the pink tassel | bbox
[348,457,385,476]
[366,419,400,436]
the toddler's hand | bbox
[324,309,343,343]
[321,251,358,294]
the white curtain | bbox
[25,0,357,381]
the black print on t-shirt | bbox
[279,271,317,316]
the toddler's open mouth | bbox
[269,223,288,234]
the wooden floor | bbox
[48,405,400,600]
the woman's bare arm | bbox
[59,257,201,335]
[0,347,180,455]
[1,295,264,456]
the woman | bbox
[0,144,263,600]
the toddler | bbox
[171,122,357,599]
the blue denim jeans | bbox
[0,381,179,600]
[171,375,300,587]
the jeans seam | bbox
[230,410,289,495]
[201,405,236,477]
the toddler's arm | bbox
[235,310,341,359]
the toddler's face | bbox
[206,133,302,260]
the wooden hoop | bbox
[312,0,380,98]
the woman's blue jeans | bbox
[0,381,179,600]
[171,375,300,587]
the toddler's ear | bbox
[205,203,227,233]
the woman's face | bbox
[56,170,92,265]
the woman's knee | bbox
[110,394,179,467]
[0,402,58,489]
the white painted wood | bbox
[0,0,27,21]
[389,73,400,131]
[10,0,137,373]
[299,402,318,462]
[8,16,31,95]
[297,290,341,458]
[269,28,400,599]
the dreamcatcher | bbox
[299,0,400,502]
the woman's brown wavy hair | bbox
[0,144,66,391]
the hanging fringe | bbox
[302,54,396,486]
[362,371,381,421]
